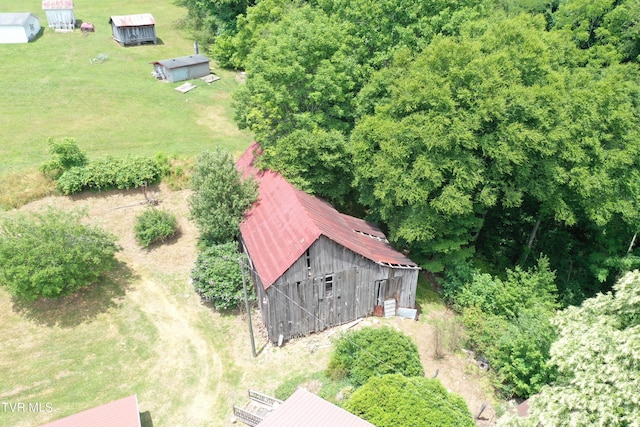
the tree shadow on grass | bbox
[11,260,138,328]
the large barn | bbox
[150,54,210,83]
[42,0,75,30]
[109,13,156,46]
[0,13,41,44]
[237,143,419,344]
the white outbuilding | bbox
[0,13,41,44]
[42,0,75,31]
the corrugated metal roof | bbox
[39,395,141,427]
[237,142,418,289]
[42,0,74,9]
[151,54,210,69]
[257,388,375,427]
[0,13,37,26]
[109,13,155,27]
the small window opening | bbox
[325,275,333,298]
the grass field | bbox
[0,0,253,176]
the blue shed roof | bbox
[151,54,210,69]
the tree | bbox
[499,271,640,426]
[191,242,253,311]
[456,258,559,397]
[260,128,353,204]
[344,374,475,427]
[233,5,356,145]
[327,326,424,386]
[0,208,119,300]
[189,149,257,245]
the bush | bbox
[0,208,119,300]
[344,374,475,427]
[191,242,254,311]
[327,326,424,387]
[39,137,88,178]
[55,156,162,195]
[134,208,178,248]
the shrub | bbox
[134,208,178,248]
[191,242,254,311]
[56,156,162,195]
[327,326,424,387]
[344,374,475,427]
[189,149,257,245]
[0,208,119,300]
[39,137,88,178]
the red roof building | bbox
[237,143,419,343]
[108,13,156,46]
[39,395,141,427]
[257,388,375,427]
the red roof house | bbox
[237,143,419,343]
[257,388,375,427]
[39,395,141,427]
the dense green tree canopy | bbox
[351,14,640,287]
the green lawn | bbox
[0,0,253,175]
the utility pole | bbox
[239,257,257,357]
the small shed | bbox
[109,13,156,46]
[151,54,211,83]
[0,13,41,44]
[42,0,75,30]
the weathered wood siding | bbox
[250,236,419,343]
[111,24,156,45]
[44,9,75,30]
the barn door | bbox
[374,280,387,306]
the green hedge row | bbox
[56,156,162,195]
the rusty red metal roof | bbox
[39,395,141,427]
[238,142,418,289]
[257,388,375,427]
[109,13,155,27]
[42,0,73,9]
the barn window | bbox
[325,275,333,298]
[305,249,311,276]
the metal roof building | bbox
[237,142,419,343]
[257,388,375,427]
[151,54,210,83]
[109,13,156,46]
